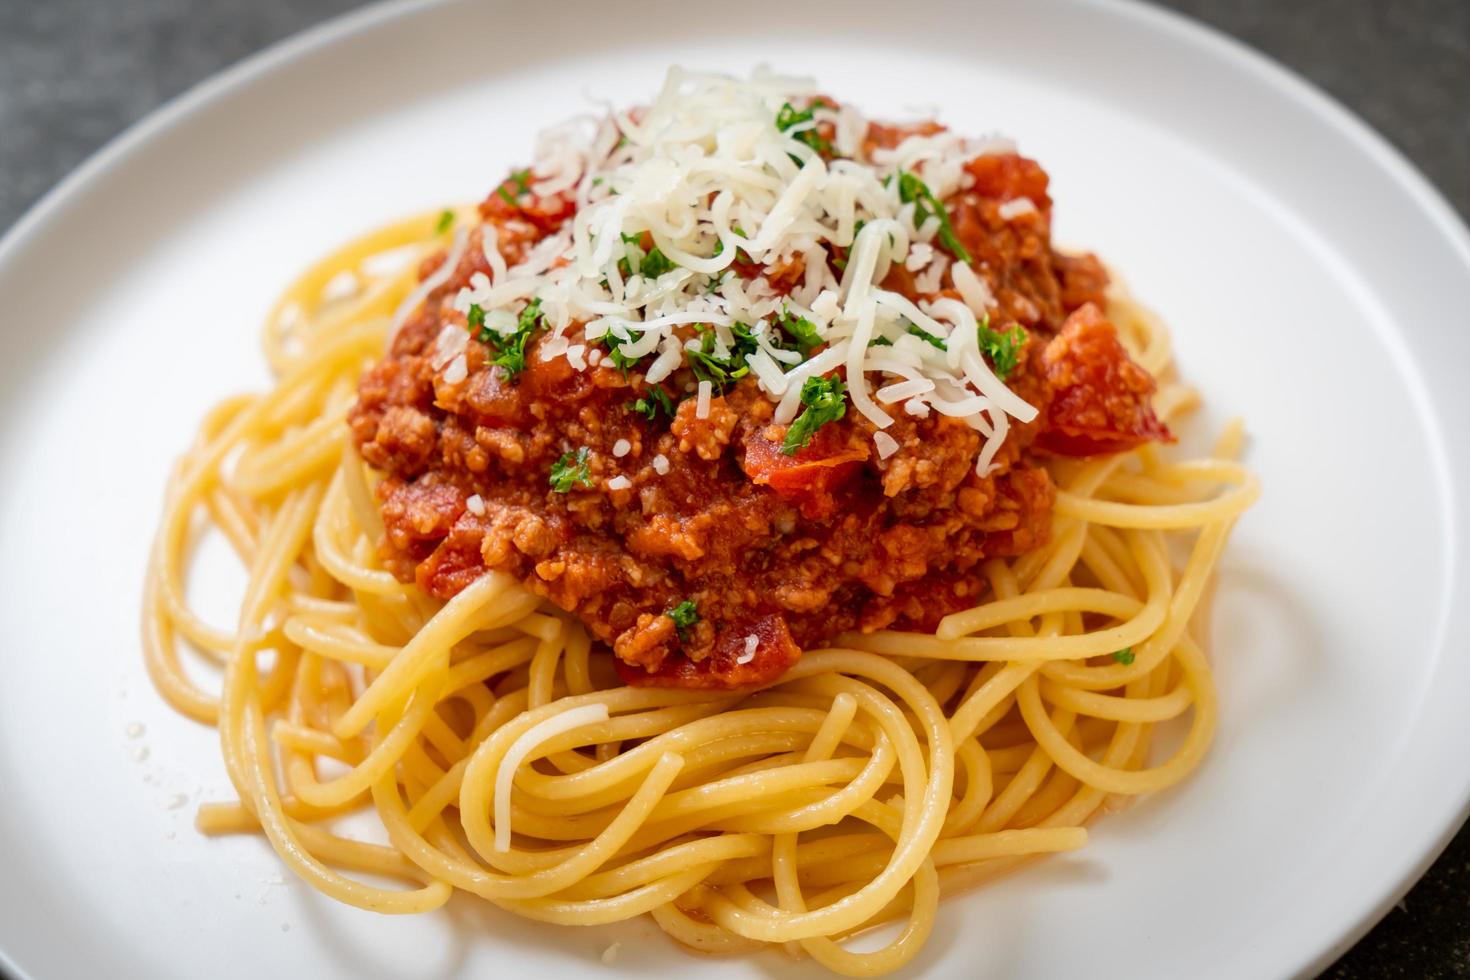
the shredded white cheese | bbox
[494,704,610,852]
[737,634,759,665]
[651,453,670,475]
[611,438,631,458]
[606,475,632,491]
[448,68,1035,475]
[465,494,485,516]
[873,431,900,459]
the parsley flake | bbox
[597,328,642,377]
[497,168,532,205]
[892,169,972,264]
[434,209,455,235]
[775,100,833,156]
[616,231,678,280]
[1111,647,1136,666]
[907,323,948,351]
[781,375,848,455]
[628,386,676,420]
[686,327,753,391]
[777,308,824,356]
[471,298,545,380]
[549,446,593,493]
[977,315,1027,381]
[666,599,700,641]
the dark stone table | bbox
[1,1,1466,976]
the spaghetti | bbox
[143,74,1257,977]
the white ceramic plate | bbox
[2,1,1467,977]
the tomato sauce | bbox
[349,142,1168,690]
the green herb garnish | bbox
[907,323,948,351]
[781,375,848,455]
[496,168,533,205]
[777,307,824,356]
[892,169,972,264]
[686,327,753,391]
[616,231,678,280]
[596,328,642,377]
[640,246,676,278]
[775,100,833,156]
[471,298,545,380]
[434,209,455,234]
[1111,647,1136,666]
[628,386,676,421]
[549,446,593,493]
[977,315,1027,381]
[666,599,700,640]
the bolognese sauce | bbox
[349,99,1169,690]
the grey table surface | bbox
[1,0,1467,976]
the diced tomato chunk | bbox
[616,614,801,690]
[964,153,1053,211]
[479,179,577,233]
[1034,304,1171,457]
[741,428,867,519]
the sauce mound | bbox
[349,108,1168,689]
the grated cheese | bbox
[450,68,1036,475]
[612,438,631,458]
[873,431,900,459]
[465,494,486,516]
[737,634,759,665]
[997,197,1037,220]
[495,704,610,852]
[651,454,670,475]
[606,475,632,491]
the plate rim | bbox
[1,1,1467,978]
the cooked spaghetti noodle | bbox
[144,72,1257,977]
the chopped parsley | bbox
[775,100,833,156]
[616,231,678,280]
[640,245,676,278]
[977,315,1027,381]
[1111,647,1136,666]
[628,386,676,420]
[892,169,972,264]
[868,335,894,347]
[497,168,533,205]
[597,328,642,377]
[776,307,824,356]
[434,209,455,235]
[907,323,948,351]
[470,298,545,380]
[666,599,700,641]
[548,446,593,493]
[686,327,753,391]
[781,375,848,455]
